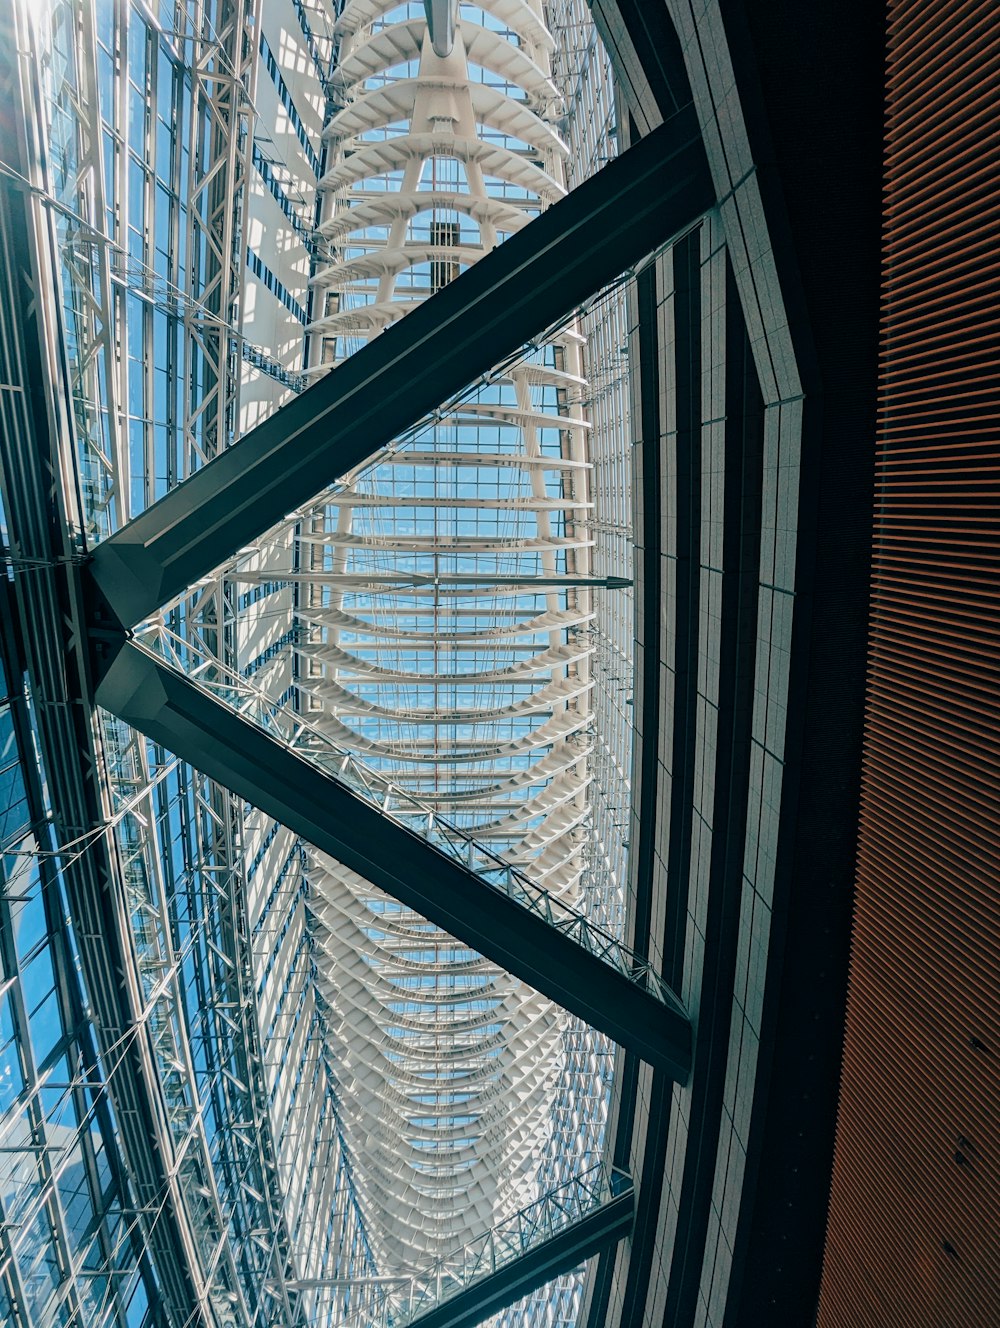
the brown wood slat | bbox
[817,1,1000,1324]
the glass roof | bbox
[4,0,633,1322]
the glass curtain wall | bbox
[285,0,633,1320]
[2,0,375,1322]
[0,0,633,1321]
[0,582,160,1328]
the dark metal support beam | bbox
[95,642,693,1082]
[404,1179,635,1328]
[89,106,712,627]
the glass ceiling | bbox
[3,0,634,1322]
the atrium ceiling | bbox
[0,0,890,1326]
[1,0,670,1324]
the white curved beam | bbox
[421,409,590,433]
[307,298,427,336]
[298,603,592,639]
[325,79,568,158]
[336,0,554,54]
[298,530,593,553]
[332,21,559,106]
[473,770,594,834]
[304,493,592,510]
[377,740,591,795]
[311,244,483,290]
[309,706,590,761]
[316,191,532,242]
[302,674,593,720]
[299,637,590,681]
[318,131,564,201]
[385,446,592,464]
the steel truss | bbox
[87,106,713,626]
[79,46,712,1317]
[340,1163,634,1328]
[4,0,718,1319]
[94,636,693,1080]
[0,2,309,1324]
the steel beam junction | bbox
[95,640,692,1081]
[85,109,715,1083]
[87,106,713,630]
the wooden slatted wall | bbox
[817,1,1000,1323]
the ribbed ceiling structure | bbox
[282,0,603,1273]
[0,0,634,1319]
[1,0,906,1323]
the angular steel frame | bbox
[84,105,715,1088]
[97,641,693,1081]
[0,0,726,1317]
[402,1178,635,1328]
[88,106,713,628]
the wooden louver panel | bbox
[818,1,1000,1324]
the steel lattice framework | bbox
[0,0,712,1320]
[289,0,605,1272]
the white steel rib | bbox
[315,193,531,243]
[297,0,599,1279]
[324,81,569,157]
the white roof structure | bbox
[296,0,607,1280]
[0,0,636,1321]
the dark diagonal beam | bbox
[96,642,693,1082]
[404,1179,634,1328]
[89,106,712,627]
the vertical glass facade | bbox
[0,587,160,1326]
